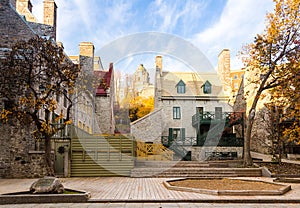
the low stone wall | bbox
[192,146,243,161]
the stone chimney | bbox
[16,0,37,22]
[43,0,57,39]
[155,55,162,76]
[217,49,231,93]
[79,42,95,72]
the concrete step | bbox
[130,167,262,178]
[135,160,244,168]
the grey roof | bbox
[161,71,227,97]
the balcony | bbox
[192,111,244,127]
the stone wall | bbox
[0,0,52,178]
[131,108,164,143]
[0,0,35,48]
[192,146,243,161]
[0,123,48,178]
[95,96,114,134]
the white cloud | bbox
[30,0,275,71]
[149,0,207,34]
[192,0,274,69]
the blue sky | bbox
[31,0,275,74]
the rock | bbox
[30,176,64,194]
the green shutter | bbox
[181,128,185,143]
[168,128,173,146]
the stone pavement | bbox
[1,202,300,207]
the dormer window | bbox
[176,80,186,94]
[202,80,212,94]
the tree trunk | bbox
[244,116,254,166]
[44,137,54,176]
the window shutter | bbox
[181,128,185,142]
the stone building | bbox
[94,63,116,134]
[70,43,116,135]
[0,0,60,178]
[69,42,97,134]
[131,52,244,161]
[132,64,154,98]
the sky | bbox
[30,0,275,76]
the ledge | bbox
[0,189,90,204]
[163,178,291,196]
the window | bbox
[176,80,186,94]
[202,81,212,94]
[173,107,181,119]
[169,128,186,143]
[172,129,181,140]
[233,75,238,79]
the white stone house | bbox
[131,53,244,161]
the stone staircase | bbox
[130,161,262,178]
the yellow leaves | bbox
[40,121,52,134]
[129,96,154,122]
[1,109,12,122]
[55,113,64,122]
[283,123,300,144]
[64,120,72,125]
[48,99,57,111]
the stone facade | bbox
[94,63,115,134]
[0,0,35,48]
[0,123,48,178]
[0,0,72,178]
[132,55,232,141]
[132,64,153,97]
[70,43,116,135]
[95,96,114,134]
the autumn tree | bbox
[0,36,80,175]
[129,96,154,122]
[241,0,300,166]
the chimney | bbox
[43,0,57,39]
[79,42,94,57]
[217,49,231,93]
[16,0,32,12]
[79,42,95,72]
[155,55,162,76]
[16,0,37,22]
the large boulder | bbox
[30,176,64,194]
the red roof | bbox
[95,63,113,96]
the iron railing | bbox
[192,111,244,126]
